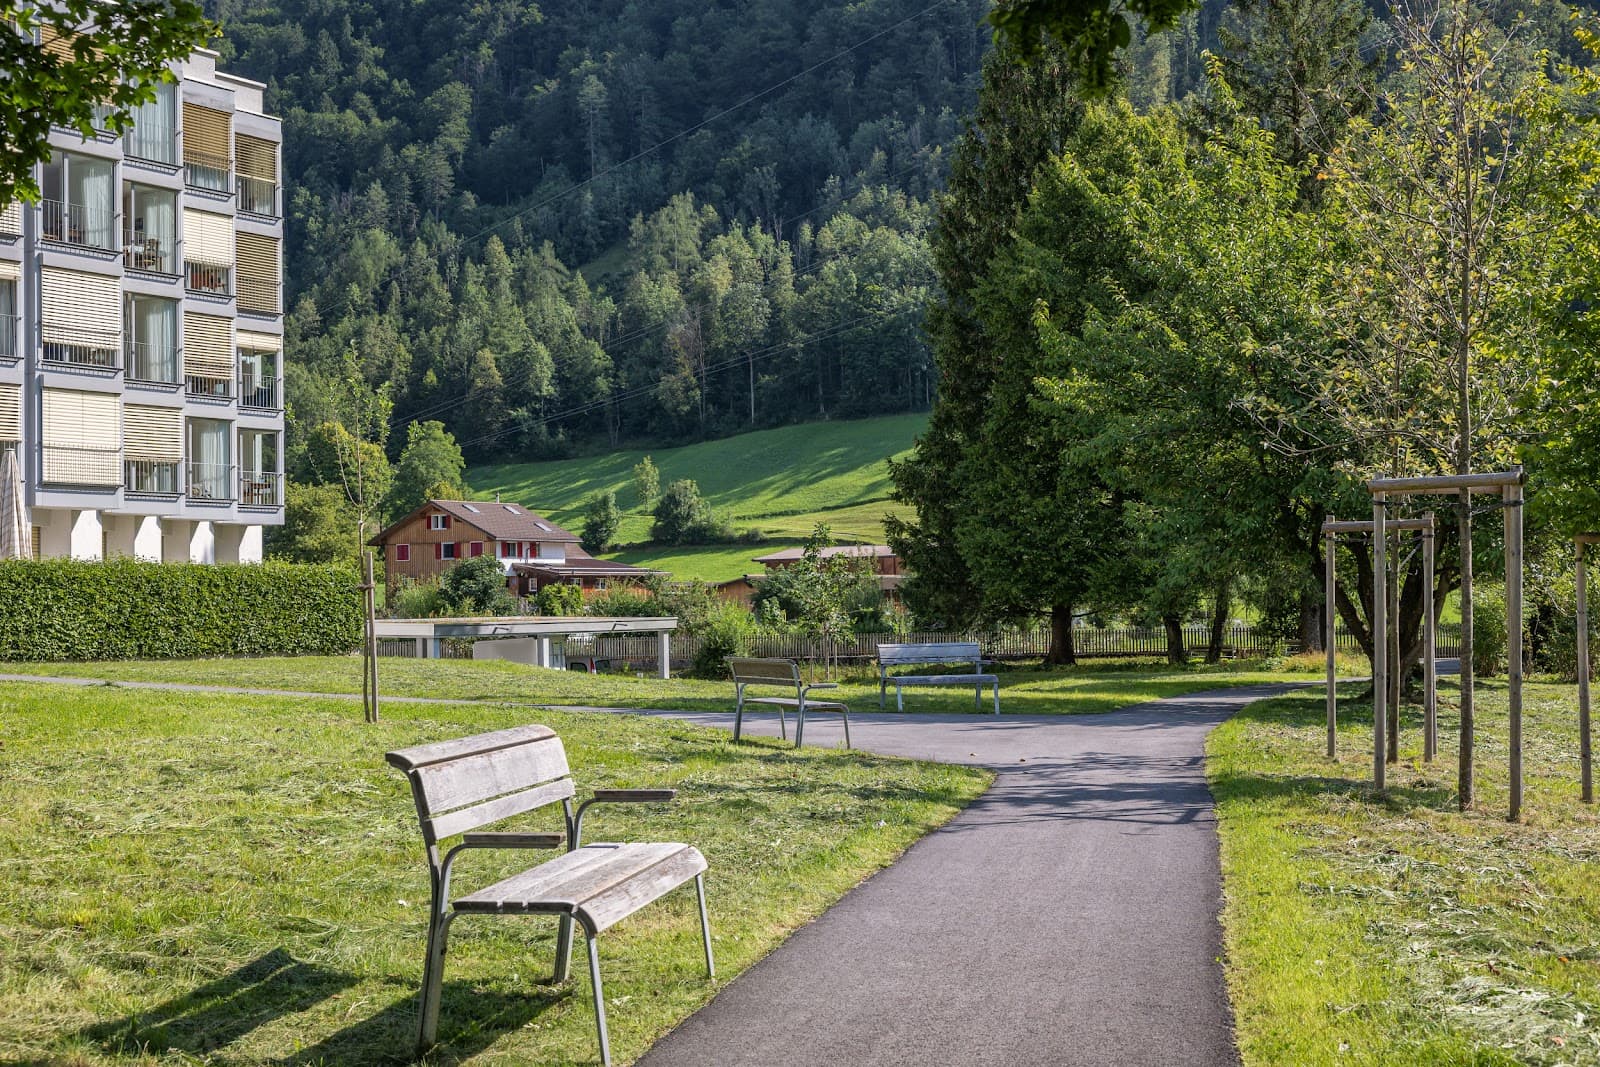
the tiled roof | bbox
[368,499,581,545]
[751,544,894,564]
[511,553,664,579]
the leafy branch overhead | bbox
[990,0,1195,92]
[0,0,213,205]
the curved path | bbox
[625,684,1304,1067]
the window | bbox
[40,152,115,250]
[182,102,231,192]
[470,542,483,557]
[123,404,181,494]
[124,294,178,383]
[186,417,232,500]
[122,184,176,273]
[183,311,233,397]
[125,83,177,164]
[41,389,121,486]
[500,541,515,558]
[235,133,278,216]
[42,268,120,368]
[0,278,15,360]
[394,544,411,563]
[428,514,450,531]
[236,232,279,315]
[436,542,458,561]
[183,209,233,296]
[239,428,279,506]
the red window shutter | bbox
[443,514,451,529]
[395,544,410,562]
[470,542,483,557]
[434,543,442,561]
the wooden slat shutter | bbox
[236,329,282,350]
[182,103,230,160]
[236,134,277,181]
[0,257,18,281]
[42,389,120,484]
[183,312,233,379]
[41,268,120,343]
[0,383,19,440]
[236,233,279,313]
[183,209,233,265]
[0,202,19,236]
[40,26,86,59]
[123,404,182,461]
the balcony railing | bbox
[123,228,176,273]
[184,151,232,194]
[41,198,115,250]
[125,339,180,385]
[240,470,282,507]
[41,445,122,488]
[187,461,235,502]
[186,373,233,399]
[0,314,17,360]
[239,373,281,411]
[237,175,278,217]
[42,327,121,371]
[186,262,231,297]
[237,277,279,315]
[124,459,180,496]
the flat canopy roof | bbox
[374,616,678,639]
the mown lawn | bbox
[0,653,1333,716]
[1211,678,1600,1066]
[0,683,989,1065]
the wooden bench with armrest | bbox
[386,724,714,1066]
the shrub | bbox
[585,588,658,617]
[580,491,621,554]
[438,555,517,616]
[0,558,361,661]
[535,583,585,617]
[691,603,755,678]
[391,577,446,618]
[1471,583,1508,677]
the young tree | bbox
[2,0,212,204]
[581,490,621,554]
[651,479,712,545]
[632,456,660,511]
[440,556,517,616]
[386,420,466,519]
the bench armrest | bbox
[801,682,839,695]
[460,831,566,850]
[573,789,678,848]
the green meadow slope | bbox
[468,414,926,581]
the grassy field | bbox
[0,654,1338,716]
[467,414,925,581]
[0,682,989,1066]
[1211,678,1600,1066]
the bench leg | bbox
[897,685,904,714]
[993,681,1000,715]
[778,702,788,741]
[975,684,981,711]
[554,914,575,983]
[417,910,458,1051]
[696,873,716,978]
[587,932,612,1067]
[733,684,744,742]
[841,705,851,750]
[879,677,886,711]
[795,696,806,748]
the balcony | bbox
[186,372,233,400]
[239,373,281,411]
[186,262,231,298]
[42,327,121,372]
[0,314,17,361]
[187,461,235,502]
[124,458,180,496]
[237,277,279,316]
[41,445,122,488]
[123,228,176,274]
[237,175,278,218]
[184,151,232,195]
[125,339,180,385]
[41,199,116,251]
[240,470,282,508]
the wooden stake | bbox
[1325,530,1337,759]
[1579,538,1593,804]
[1373,495,1387,792]
[1423,517,1437,762]
[363,550,380,724]
[1506,483,1523,821]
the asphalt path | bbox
[626,684,1306,1067]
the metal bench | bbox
[727,656,852,748]
[386,724,714,1066]
[877,641,1000,714]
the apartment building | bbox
[0,43,284,563]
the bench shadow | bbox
[74,948,570,1066]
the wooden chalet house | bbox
[370,499,659,605]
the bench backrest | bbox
[877,642,982,666]
[386,724,575,848]
[727,656,802,687]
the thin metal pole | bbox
[1326,531,1337,758]
[1506,483,1524,822]
[1423,518,1437,762]
[1373,494,1388,792]
[1579,540,1593,804]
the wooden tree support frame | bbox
[1368,469,1525,820]
[1577,533,1598,804]
[1322,516,1437,762]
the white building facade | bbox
[0,44,284,563]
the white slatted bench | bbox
[877,641,1000,714]
[386,724,714,1066]
[727,656,852,749]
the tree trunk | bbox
[1301,590,1323,653]
[1206,578,1230,664]
[1045,603,1076,666]
[1164,613,1188,665]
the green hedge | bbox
[0,558,362,661]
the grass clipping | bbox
[1211,679,1600,1066]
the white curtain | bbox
[132,298,176,381]
[145,189,175,261]
[71,157,113,248]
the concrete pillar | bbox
[214,524,245,564]
[161,519,191,563]
[537,636,552,668]
[36,509,71,559]
[69,509,102,560]
[133,516,162,561]
[658,629,671,679]
[103,514,137,559]
[238,525,263,563]
[188,520,215,564]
